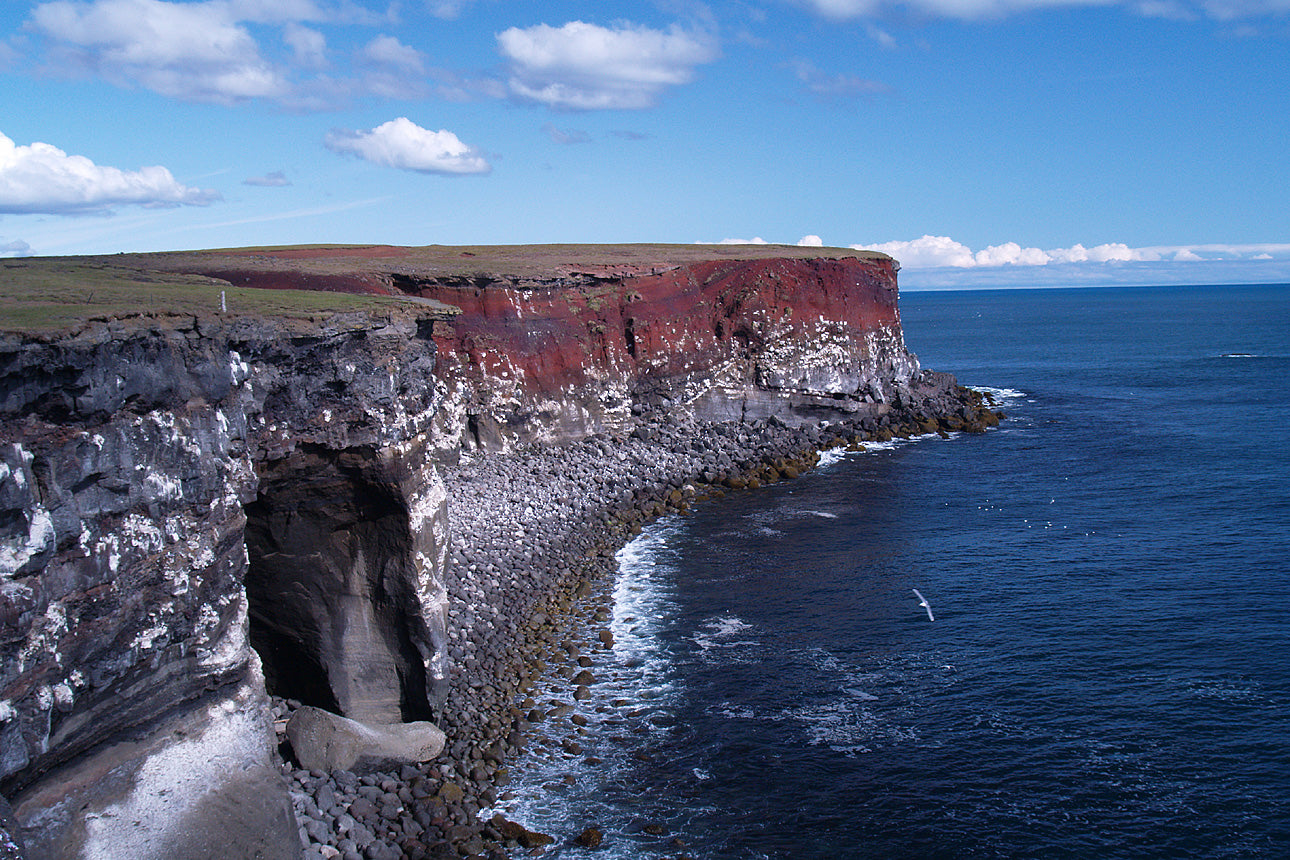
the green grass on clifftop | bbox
[0,259,421,335]
[0,243,890,336]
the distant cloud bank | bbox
[851,235,1290,270]
[705,233,1290,287]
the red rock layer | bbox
[414,256,901,396]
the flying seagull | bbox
[912,588,935,621]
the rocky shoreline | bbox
[282,378,1002,860]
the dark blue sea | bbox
[494,283,1290,858]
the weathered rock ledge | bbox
[0,245,1001,859]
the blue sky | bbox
[1,0,1287,288]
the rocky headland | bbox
[0,245,1000,859]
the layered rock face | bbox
[404,256,918,450]
[0,310,448,859]
[0,246,961,859]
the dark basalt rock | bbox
[1,248,1002,859]
[0,309,447,859]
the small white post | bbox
[221,290,227,313]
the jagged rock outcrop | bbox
[0,308,449,859]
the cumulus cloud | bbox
[497,20,720,110]
[243,170,291,187]
[1,239,34,257]
[0,130,220,214]
[851,235,1290,269]
[28,0,290,104]
[25,0,399,107]
[324,117,491,175]
[798,234,824,246]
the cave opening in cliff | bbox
[243,445,433,724]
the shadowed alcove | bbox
[243,444,433,724]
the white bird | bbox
[912,588,935,621]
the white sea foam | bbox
[693,615,758,652]
[973,385,1028,407]
[492,519,687,847]
[799,510,839,519]
[816,447,847,468]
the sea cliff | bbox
[0,245,999,859]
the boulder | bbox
[286,706,445,774]
[490,814,554,849]
[574,826,604,848]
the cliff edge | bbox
[0,244,994,859]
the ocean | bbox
[493,283,1290,858]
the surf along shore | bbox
[282,389,1002,860]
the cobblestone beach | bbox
[284,386,1001,859]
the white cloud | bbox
[851,235,1290,269]
[361,34,425,74]
[972,241,1052,266]
[543,123,591,145]
[324,117,491,175]
[26,0,397,107]
[29,0,288,104]
[425,0,471,18]
[2,239,34,257]
[857,235,977,267]
[715,237,771,244]
[284,22,327,69]
[242,170,291,187]
[798,234,824,246]
[354,34,429,99]
[792,60,891,99]
[0,130,220,214]
[497,20,720,110]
